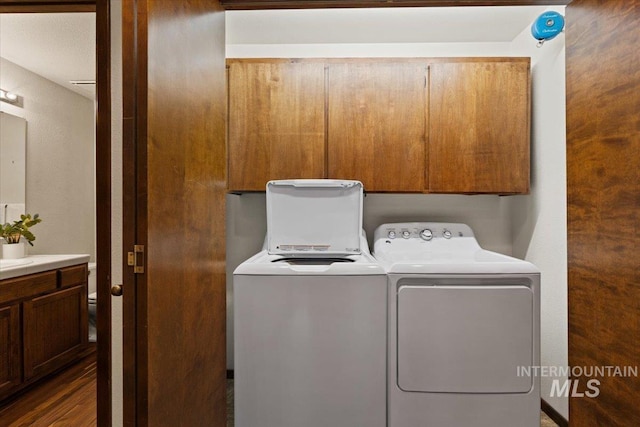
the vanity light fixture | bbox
[0,89,20,105]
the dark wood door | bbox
[428,59,530,194]
[228,60,326,191]
[327,62,428,192]
[0,304,21,397]
[122,0,227,425]
[567,1,640,425]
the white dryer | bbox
[374,222,540,427]
[233,180,386,427]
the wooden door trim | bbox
[122,0,151,422]
[95,1,112,425]
[0,1,112,425]
[121,0,145,423]
[219,0,571,10]
[0,1,95,12]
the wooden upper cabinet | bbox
[428,59,531,194]
[327,62,428,192]
[226,57,530,194]
[227,60,326,191]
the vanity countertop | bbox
[0,254,91,280]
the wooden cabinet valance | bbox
[226,57,530,194]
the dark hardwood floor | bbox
[0,351,96,427]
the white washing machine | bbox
[233,180,387,427]
[374,222,540,427]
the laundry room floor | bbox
[227,379,234,427]
[225,379,558,427]
[541,413,559,426]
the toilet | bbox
[88,262,97,342]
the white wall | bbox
[0,57,96,259]
[228,42,515,58]
[509,20,568,419]
[110,0,124,425]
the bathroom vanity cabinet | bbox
[0,261,89,402]
[0,303,21,397]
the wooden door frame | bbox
[3,1,584,426]
[0,1,111,425]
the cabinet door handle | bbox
[110,284,123,297]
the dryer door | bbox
[397,283,533,393]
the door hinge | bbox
[127,245,145,274]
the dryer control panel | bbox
[372,222,481,259]
[376,222,474,242]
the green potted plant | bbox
[1,213,42,259]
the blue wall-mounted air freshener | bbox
[531,11,565,47]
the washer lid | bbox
[267,180,363,256]
[233,250,384,276]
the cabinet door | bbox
[23,285,88,380]
[328,62,428,192]
[228,61,326,191]
[0,304,21,397]
[428,60,530,194]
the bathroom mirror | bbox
[0,112,27,213]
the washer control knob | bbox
[419,229,433,241]
[443,229,452,239]
[388,230,396,239]
[402,230,411,239]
